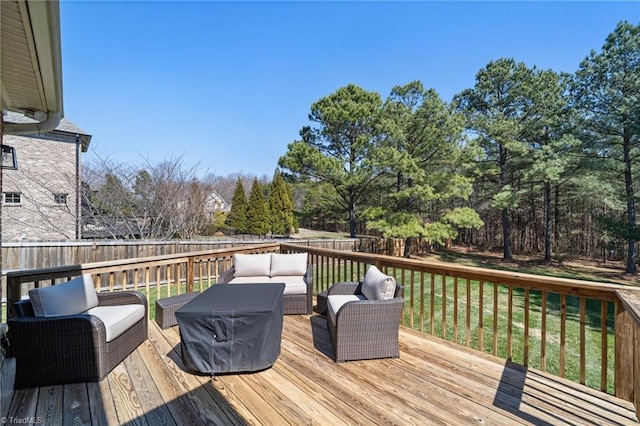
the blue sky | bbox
[60,1,639,179]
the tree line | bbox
[81,156,296,240]
[278,21,640,272]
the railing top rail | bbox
[6,241,630,301]
[617,289,640,324]
[281,243,630,300]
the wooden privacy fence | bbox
[1,239,357,271]
[6,241,640,418]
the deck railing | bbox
[5,241,640,418]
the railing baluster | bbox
[409,270,415,329]
[493,282,498,356]
[156,266,161,301]
[430,274,435,335]
[479,280,484,352]
[508,286,513,360]
[332,257,336,286]
[580,296,586,385]
[453,276,458,343]
[560,293,566,378]
[420,272,425,333]
[524,288,530,366]
[466,278,471,348]
[145,267,150,311]
[441,274,447,340]
[601,300,608,392]
[541,290,547,371]
[167,264,172,297]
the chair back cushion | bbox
[29,274,99,317]
[270,253,308,277]
[361,265,397,301]
[233,253,272,277]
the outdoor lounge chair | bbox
[326,265,404,362]
[7,274,148,389]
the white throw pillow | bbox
[270,253,308,277]
[29,274,99,317]
[233,253,272,277]
[360,265,396,301]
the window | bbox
[53,193,68,204]
[3,192,21,204]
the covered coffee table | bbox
[175,283,285,375]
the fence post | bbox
[615,296,634,401]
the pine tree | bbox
[571,21,640,273]
[226,180,247,233]
[269,170,295,236]
[246,178,270,235]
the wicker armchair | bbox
[8,291,148,389]
[327,281,404,362]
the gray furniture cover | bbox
[176,283,285,374]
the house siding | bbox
[2,130,85,241]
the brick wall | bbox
[1,132,80,241]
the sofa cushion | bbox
[269,276,307,295]
[29,274,99,318]
[228,276,270,284]
[233,253,272,277]
[327,294,366,324]
[361,265,396,301]
[270,253,308,277]
[86,304,145,342]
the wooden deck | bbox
[1,312,638,425]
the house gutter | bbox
[3,112,62,135]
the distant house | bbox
[1,112,91,241]
[204,191,230,218]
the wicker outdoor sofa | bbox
[326,266,404,362]
[218,253,313,315]
[8,275,148,389]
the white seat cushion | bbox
[29,274,99,317]
[327,294,366,324]
[361,265,396,301]
[233,253,272,277]
[86,304,145,342]
[270,253,308,277]
[228,276,270,284]
[269,276,307,295]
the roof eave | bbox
[2,0,64,135]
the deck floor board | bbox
[3,313,638,425]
